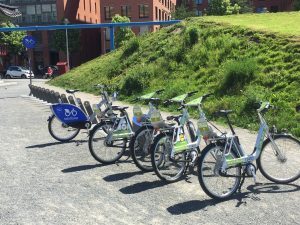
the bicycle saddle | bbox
[166,115,182,121]
[66,89,80,94]
[112,106,129,111]
[216,110,234,117]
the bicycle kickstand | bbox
[238,170,246,193]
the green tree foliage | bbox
[294,0,300,10]
[51,28,80,53]
[112,15,135,48]
[172,5,194,19]
[208,0,241,15]
[232,0,253,13]
[0,22,26,54]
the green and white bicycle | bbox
[130,91,197,172]
[197,101,300,200]
[150,93,218,182]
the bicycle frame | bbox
[221,102,285,170]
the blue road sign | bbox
[22,35,36,49]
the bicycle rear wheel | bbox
[130,126,155,172]
[257,134,300,184]
[151,132,186,182]
[88,122,127,164]
[198,143,241,199]
[48,115,80,142]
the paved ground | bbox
[0,79,299,225]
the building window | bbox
[104,6,114,20]
[195,0,203,5]
[121,5,131,17]
[84,0,86,11]
[89,0,91,12]
[195,10,202,16]
[95,2,97,13]
[159,9,161,20]
[139,4,149,18]
[155,7,158,20]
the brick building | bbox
[100,0,176,53]
[0,0,57,73]
[177,0,295,15]
[57,0,176,62]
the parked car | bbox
[5,66,34,79]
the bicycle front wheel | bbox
[198,143,241,199]
[88,122,127,164]
[257,134,300,184]
[48,115,80,142]
[151,133,186,182]
[130,126,155,172]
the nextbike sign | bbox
[51,104,88,124]
[22,35,36,49]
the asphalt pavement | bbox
[0,79,299,225]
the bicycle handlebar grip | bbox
[187,91,197,96]
[156,89,165,94]
[202,93,213,99]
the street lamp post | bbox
[64,18,70,70]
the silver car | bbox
[5,66,34,79]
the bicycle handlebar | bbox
[187,91,198,97]
[155,89,165,94]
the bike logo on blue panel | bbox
[22,36,36,49]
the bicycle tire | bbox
[198,143,241,200]
[88,122,127,164]
[151,132,186,182]
[257,134,300,184]
[129,125,155,172]
[48,115,80,142]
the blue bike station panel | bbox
[51,104,89,129]
[0,20,181,51]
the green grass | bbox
[49,13,300,137]
[203,12,300,36]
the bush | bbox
[122,38,139,57]
[185,27,199,47]
[219,58,258,94]
[120,75,143,96]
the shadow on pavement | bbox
[247,182,300,194]
[167,183,300,215]
[26,140,87,149]
[119,179,168,194]
[103,171,145,182]
[61,164,105,173]
[0,96,19,100]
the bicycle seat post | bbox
[226,115,235,135]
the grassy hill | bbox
[49,13,300,136]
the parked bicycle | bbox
[48,85,118,142]
[88,89,172,165]
[150,93,218,182]
[130,91,197,172]
[197,101,300,200]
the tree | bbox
[0,22,26,55]
[172,5,194,19]
[295,0,300,10]
[232,0,253,13]
[208,0,241,15]
[51,29,80,54]
[112,15,135,48]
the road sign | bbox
[22,35,36,49]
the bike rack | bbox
[67,95,76,105]
[76,98,87,114]
[84,101,98,124]
[60,94,69,103]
